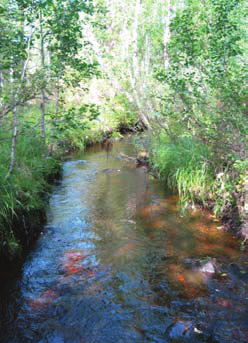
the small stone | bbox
[169,321,192,339]
[199,260,215,274]
[127,220,136,224]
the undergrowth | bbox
[150,132,245,219]
[0,130,61,258]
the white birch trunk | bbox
[5,105,17,180]
[132,0,141,82]
[163,0,171,69]
[5,29,33,180]
[130,0,151,129]
[40,10,46,143]
[85,24,134,104]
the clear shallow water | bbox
[1,137,248,343]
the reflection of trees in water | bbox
[101,138,113,161]
[136,200,241,300]
[85,144,169,307]
[86,141,242,305]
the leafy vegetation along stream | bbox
[1,137,248,343]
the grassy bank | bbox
[149,132,247,236]
[0,133,61,267]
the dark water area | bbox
[1,137,248,343]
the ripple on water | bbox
[1,138,248,343]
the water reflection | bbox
[1,137,248,343]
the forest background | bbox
[0,0,247,261]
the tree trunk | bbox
[163,0,172,69]
[130,0,151,129]
[40,10,46,143]
[5,27,33,180]
[55,85,60,116]
[85,24,135,104]
[5,105,17,180]
[0,71,3,88]
[40,89,46,142]
[132,0,141,82]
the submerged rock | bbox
[136,150,149,166]
[198,260,216,274]
[183,258,217,275]
[117,153,137,162]
[102,168,121,174]
[168,320,193,340]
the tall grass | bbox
[0,123,61,257]
[150,133,215,208]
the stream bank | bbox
[0,164,62,273]
[145,133,247,242]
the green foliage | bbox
[110,94,137,129]
[49,104,100,149]
[0,117,61,256]
[159,0,248,162]
[151,133,215,206]
[151,0,247,221]
[150,130,246,218]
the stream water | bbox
[1,137,248,343]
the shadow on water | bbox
[1,136,248,343]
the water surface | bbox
[1,137,248,343]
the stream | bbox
[1,137,248,343]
